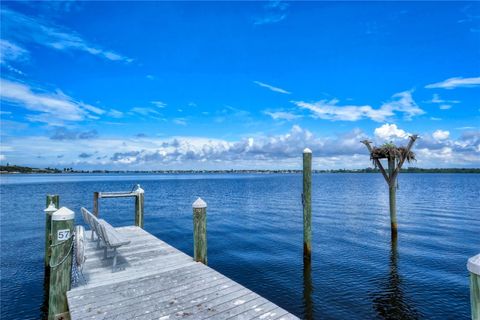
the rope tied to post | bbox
[49,230,86,285]
[49,235,74,269]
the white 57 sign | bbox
[57,229,71,241]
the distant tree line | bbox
[1,165,479,174]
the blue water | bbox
[1,173,479,319]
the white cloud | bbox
[2,126,479,169]
[0,154,5,161]
[130,107,161,117]
[107,109,124,118]
[294,90,424,122]
[425,77,480,89]
[433,129,450,141]
[0,39,28,65]
[439,105,452,110]
[2,8,132,63]
[374,123,409,141]
[254,0,289,25]
[151,101,166,108]
[428,93,460,104]
[0,78,104,125]
[264,110,301,121]
[173,118,187,126]
[254,81,291,94]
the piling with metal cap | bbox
[468,253,480,320]
[44,197,59,271]
[303,148,312,260]
[134,185,145,228]
[48,207,75,320]
[192,197,207,264]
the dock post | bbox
[302,148,312,260]
[135,185,145,228]
[93,192,99,217]
[468,254,480,320]
[44,195,59,271]
[48,207,75,320]
[192,197,207,265]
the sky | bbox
[0,1,479,170]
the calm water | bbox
[1,173,479,319]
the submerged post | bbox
[44,195,59,271]
[48,207,74,320]
[192,197,207,265]
[468,254,480,320]
[93,192,99,217]
[134,185,145,228]
[303,148,312,260]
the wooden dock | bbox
[67,226,298,320]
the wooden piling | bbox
[468,254,480,320]
[93,192,99,217]
[44,195,59,270]
[303,148,312,260]
[387,156,397,236]
[192,197,207,265]
[48,207,74,320]
[361,136,417,237]
[134,185,144,228]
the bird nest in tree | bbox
[370,142,416,162]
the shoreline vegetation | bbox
[1,165,479,174]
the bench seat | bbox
[80,207,131,272]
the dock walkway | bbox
[67,226,298,320]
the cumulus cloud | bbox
[2,126,479,169]
[374,124,409,141]
[1,8,132,63]
[425,76,480,89]
[0,78,105,125]
[432,129,450,141]
[254,81,291,94]
[294,90,424,122]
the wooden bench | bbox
[80,207,131,272]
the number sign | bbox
[57,229,70,241]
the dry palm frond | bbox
[370,142,416,167]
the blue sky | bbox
[1,1,479,169]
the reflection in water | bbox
[371,236,420,319]
[303,257,314,320]
[41,269,48,319]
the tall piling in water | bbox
[303,148,312,260]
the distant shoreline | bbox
[1,165,479,174]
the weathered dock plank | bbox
[67,226,298,320]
